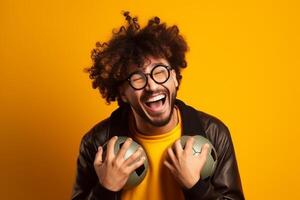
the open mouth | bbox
[144,94,166,110]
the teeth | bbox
[146,94,166,103]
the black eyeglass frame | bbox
[124,64,173,90]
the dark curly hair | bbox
[85,11,188,105]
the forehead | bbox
[127,57,169,74]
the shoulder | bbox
[80,105,130,150]
[176,99,230,135]
[196,110,235,159]
[197,110,230,138]
[176,99,233,150]
[81,117,111,148]
[77,118,111,160]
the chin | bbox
[147,109,174,127]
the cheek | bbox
[125,90,141,104]
[171,71,179,88]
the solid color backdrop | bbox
[1,0,299,199]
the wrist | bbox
[99,179,121,192]
[184,175,200,189]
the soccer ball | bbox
[103,136,148,189]
[180,135,218,180]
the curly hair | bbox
[85,11,188,105]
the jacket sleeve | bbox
[71,133,117,200]
[183,119,245,200]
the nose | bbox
[144,74,159,91]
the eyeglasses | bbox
[124,64,173,90]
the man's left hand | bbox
[164,137,210,189]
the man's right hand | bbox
[93,136,146,191]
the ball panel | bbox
[106,136,148,189]
[180,135,218,180]
[135,164,145,176]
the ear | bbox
[118,85,128,103]
[171,69,179,88]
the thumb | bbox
[94,146,104,167]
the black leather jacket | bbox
[72,99,245,200]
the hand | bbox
[93,136,146,191]
[164,137,210,189]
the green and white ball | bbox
[180,135,218,180]
[103,136,149,189]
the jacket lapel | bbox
[175,99,206,137]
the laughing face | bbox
[119,56,179,134]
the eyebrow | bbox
[140,62,167,71]
[127,62,168,77]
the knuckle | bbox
[123,169,130,176]
[130,154,138,161]
[182,151,189,157]
[125,157,133,164]
[119,166,129,175]
[123,138,132,147]
[200,153,208,162]
[136,148,143,156]
[126,137,132,143]
[139,157,146,164]
[112,159,119,167]
[94,161,101,168]
[116,161,122,169]
[108,136,117,144]
[188,136,194,142]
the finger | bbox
[198,143,210,168]
[174,139,183,157]
[123,147,143,166]
[106,136,118,161]
[94,146,103,166]
[164,149,172,163]
[126,156,146,174]
[163,160,176,174]
[116,137,132,161]
[184,136,194,155]
[167,147,179,169]
[164,160,181,185]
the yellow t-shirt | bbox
[121,108,185,200]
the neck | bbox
[132,108,178,136]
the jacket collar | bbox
[109,99,205,137]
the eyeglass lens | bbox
[129,65,170,89]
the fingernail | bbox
[98,146,102,150]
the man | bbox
[72,12,244,200]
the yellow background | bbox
[1,0,299,199]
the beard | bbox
[148,91,177,127]
[130,88,177,128]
